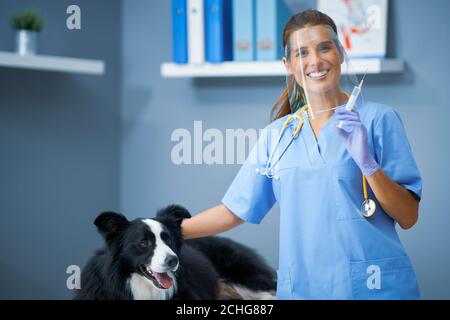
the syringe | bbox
[337,76,366,129]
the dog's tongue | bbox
[154,272,173,289]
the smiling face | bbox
[284,24,344,97]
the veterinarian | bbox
[181,10,422,300]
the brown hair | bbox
[270,10,338,122]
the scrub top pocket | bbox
[350,256,420,300]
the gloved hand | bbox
[335,107,379,177]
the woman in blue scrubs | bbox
[181,10,422,300]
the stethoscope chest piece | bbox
[360,199,376,218]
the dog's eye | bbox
[139,239,151,248]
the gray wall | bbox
[0,0,121,298]
[121,0,450,300]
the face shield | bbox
[284,24,362,119]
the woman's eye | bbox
[318,45,331,53]
[139,240,151,248]
[299,50,308,57]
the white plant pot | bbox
[16,30,38,55]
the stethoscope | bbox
[256,101,377,219]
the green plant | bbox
[11,10,44,32]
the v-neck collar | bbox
[297,96,351,165]
[305,110,337,142]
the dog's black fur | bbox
[75,205,276,300]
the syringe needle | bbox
[358,68,368,87]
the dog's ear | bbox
[156,204,191,227]
[94,212,129,240]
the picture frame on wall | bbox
[318,0,389,58]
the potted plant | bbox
[11,10,44,55]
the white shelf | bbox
[0,51,105,75]
[161,59,404,78]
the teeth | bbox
[308,70,328,78]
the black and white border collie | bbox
[75,205,276,300]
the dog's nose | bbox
[165,255,178,269]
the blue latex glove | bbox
[335,107,379,177]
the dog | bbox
[74,205,276,300]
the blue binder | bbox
[172,0,188,64]
[256,0,291,61]
[232,0,255,61]
[205,0,233,63]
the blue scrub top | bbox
[222,101,422,300]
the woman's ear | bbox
[282,57,293,75]
[338,43,345,64]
